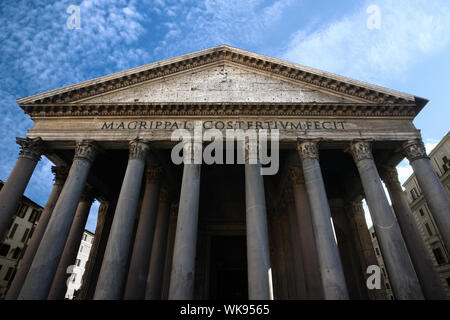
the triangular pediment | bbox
[79,64,355,104]
[17,45,427,114]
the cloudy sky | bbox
[1,0,449,231]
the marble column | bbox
[94,139,149,300]
[382,166,447,300]
[245,140,272,300]
[0,137,46,240]
[297,140,348,300]
[6,166,68,300]
[288,166,324,299]
[18,140,98,300]
[47,186,95,300]
[168,142,202,300]
[145,188,171,300]
[348,141,423,300]
[402,139,450,255]
[349,201,387,300]
[124,167,163,300]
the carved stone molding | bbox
[20,102,419,118]
[381,167,400,187]
[74,140,98,163]
[296,140,319,161]
[348,141,373,163]
[51,166,69,185]
[401,139,428,162]
[288,166,305,185]
[146,167,163,182]
[16,137,46,162]
[129,139,149,161]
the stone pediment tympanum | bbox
[17,45,427,119]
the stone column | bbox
[47,186,95,300]
[93,139,149,300]
[6,166,68,300]
[168,142,202,300]
[0,137,46,240]
[288,166,324,300]
[348,141,423,300]
[123,167,163,300]
[145,188,171,300]
[402,139,450,255]
[382,166,447,299]
[18,140,98,300]
[297,140,348,300]
[349,201,386,300]
[244,140,272,300]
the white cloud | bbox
[282,0,450,86]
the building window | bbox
[4,267,14,281]
[424,223,433,237]
[433,248,446,265]
[8,223,19,239]
[0,244,11,257]
[385,283,390,289]
[446,277,450,288]
[21,228,30,243]
[11,247,21,260]
[28,210,40,223]
[371,232,376,239]
[375,248,380,256]
[76,259,81,267]
[419,208,425,217]
[83,234,87,241]
[443,156,449,173]
[72,274,76,283]
[80,245,83,253]
[17,205,27,218]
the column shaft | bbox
[402,140,450,255]
[47,188,94,299]
[145,189,171,300]
[18,140,98,300]
[245,163,272,300]
[0,137,45,240]
[383,167,447,299]
[124,167,163,300]
[349,141,423,300]
[297,141,349,300]
[6,166,67,300]
[93,140,149,300]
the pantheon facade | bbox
[0,46,449,300]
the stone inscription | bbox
[101,120,346,131]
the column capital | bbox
[146,167,164,182]
[74,140,99,163]
[80,186,96,204]
[401,139,428,162]
[296,140,320,161]
[51,166,69,185]
[129,139,149,161]
[288,166,304,185]
[348,141,373,163]
[16,137,47,162]
[380,166,401,187]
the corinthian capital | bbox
[288,166,304,185]
[146,167,163,182]
[51,166,69,185]
[296,140,319,161]
[74,140,98,163]
[348,141,373,163]
[401,139,428,162]
[381,167,400,187]
[129,139,149,161]
[16,137,47,162]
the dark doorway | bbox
[209,236,248,300]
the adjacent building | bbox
[0,181,42,299]
[65,230,94,299]
[403,131,450,297]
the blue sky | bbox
[1,0,449,232]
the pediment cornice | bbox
[17,45,427,116]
